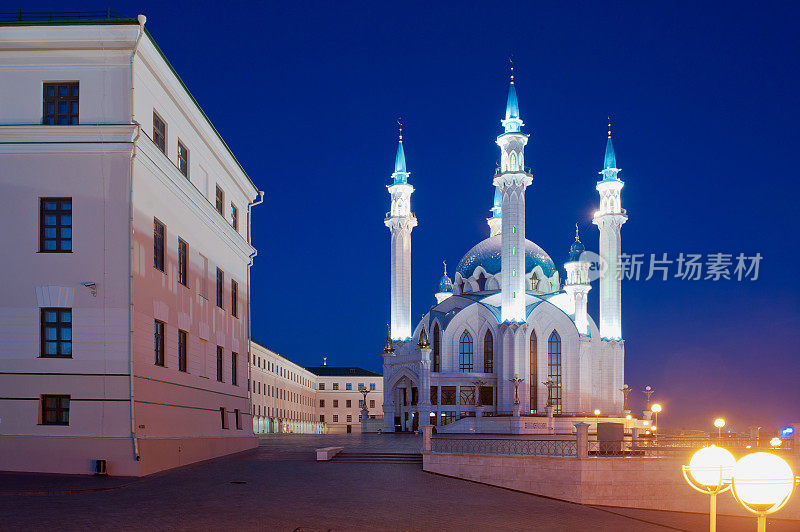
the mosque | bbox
[381,71,630,433]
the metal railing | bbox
[431,437,577,457]
[0,9,131,22]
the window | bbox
[483,330,493,373]
[178,238,188,286]
[319,399,325,407]
[231,280,238,318]
[460,386,475,405]
[231,352,238,386]
[346,415,352,422]
[177,140,189,177]
[41,395,70,425]
[153,111,166,154]
[43,82,78,125]
[40,198,72,252]
[220,407,228,429]
[153,219,165,271]
[178,329,187,372]
[332,383,339,390]
[430,386,438,405]
[216,346,224,382]
[215,185,224,216]
[548,330,562,414]
[333,415,339,423]
[216,268,224,308]
[479,386,493,407]
[319,383,325,390]
[358,383,365,391]
[370,400,375,408]
[441,411,456,426]
[345,383,352,391]
[333,400,339,408]
[154,320,165,366]
[346,400,351,408]
[530,330,538,413]
[441,386,456,405]
[41,308,72,358]
[234,409,241,429]
[432,324,441,372]
[477,272,487,291]
[358,400,365,409]
[320,415,325,422]
[231,203,239,231]
[459,330,473,372]
[369,383,376,390]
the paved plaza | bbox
[0,434,797,531]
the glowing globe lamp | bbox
[714,418,725,429]
[651,403,662,413]
[769,437,782,448]
[688,445,736,488]
[594,409,601,415]
[731,452,797,532]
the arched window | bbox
[477,272,487,292]
[548,331,562,414]
[459,330,473,372]
[509,152,517,171]
[530,330,537,413]
[432,324,440,372]
[483,330,493,373]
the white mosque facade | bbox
[382,75,629,432]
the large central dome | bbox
[456,235,556,279]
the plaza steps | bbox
[330,451,422,464]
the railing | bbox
[431,437,577,457]
[0,9,131,22]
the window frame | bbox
[153,110,167,154]
[40,308,72,358]
[231,203,239,231]
[530,330,538,413]
[220,407,228,429]
[231,352,238,386]
[178,238,188,286]
[215,185,224,216]
[154,320,165,366]
[39,198,72,253]
[548,330,562,414]
[42,82,79,125]
[432,323,441,372]
[231,279,238,318]
[41,394,70,425]
[178,329,187,372]
[459,330,474,372]
[483,330,493,373]
[177,139,189,178]
[216,346,224,382]
[153,219,165,272]
[216,268,224,308]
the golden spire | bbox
[443,260,447,276]
[397,117,403,142]
[575,223,580,242]
[509,54,514,84]
[607,114,612,139]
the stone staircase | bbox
[330,451,422,464]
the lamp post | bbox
[643,386,654,410]
[651,403,662,438]
[620,384,631,413]
[731,452,797,532]
[714,418,726,439]
[682,445,736,532]
[508,374,524,406]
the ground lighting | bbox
[682,445,735,532]
[730,452,797,532]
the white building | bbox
[382,74,627,432]
[309,366,383,434]
[0,14,261,475]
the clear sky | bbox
[32,1,800,432]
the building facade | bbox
[0,15,261,476]
[309,367,383,434]
[382,74,627,432]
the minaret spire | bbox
[602,115,620,180]
[393,118,409,183]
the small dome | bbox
[437,274,453,293]
[568,240,585,263]
[456,235,556,280]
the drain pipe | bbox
[246,189,264,428]
[127,13,147,463]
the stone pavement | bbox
[0,434,797,531]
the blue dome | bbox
[456,235,556,280]
[567,240,585,263]
[437,274,453,293]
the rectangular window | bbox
[332,383,339,390]
[40,308,72,358]
[345,383,352,391]
[411,387,419,405]
[177,140,189,177]
[460,386,475,405]
[430,386,438,405]
[231,352,238,386]
[231,279,238,318]
[441,386,457,405]
[319,415,325,422]
[41,395,70,425]
[178,329,187,372]
[333,400,339,408]
[319,399,325,407]
[370,400,375,408]
[333,414,338,423]
[216,268,224,308]
[220,407,228,429]
[234,409,241,430]
[215,185,224,216]
[153,111,166,154]
[346,415,352,423]
[479,386,494,407]
[319,383,325,390]
[39,198,72,252]
[154,320,165,366]
[178,238,188,286]
[442,412,457,426]
[358,400,365,409]
[231,203,239,231]
[346,400,351,408]
[43,82,78,125]
[358,383,365,391]
[369,383,376,390]
[216,346,223,382]
[153,219,165,271]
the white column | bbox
[386,183,417,340]
[593,180,626,339]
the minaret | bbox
[434,261,454,304]
[487,187,502,237]
[564,224,592,335]
[494,65,532,323]
[385,124,417,340]
[592,120,627,339]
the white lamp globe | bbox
[651,403,662,413]
[732,452,795,508]
[688,445,736,488]
[714,418,725,429]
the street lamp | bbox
[651,403,662,437]
[682,445,736,532]
[714,418,725,438]
[594,409,601,416]
[731,452,797,532]
[769,437,782,448]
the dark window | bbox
[460,386,475,405]
[178,238,188,286]
[178,329,187,372]
[177,140,189,177]
[41,395,70,425]
[231,280,238,317]
[215,185,224,216]
[319,383,325,390]
[459,330,473,372]
[39,198,72,252]
[216,268,224,308]
[479,386,494,407]
[153,111,166,154]
[220,407,228,429]
[346,400,351,408]
[40,308,72,358]
[319,399,325,407]
[216,346,224,382]
[43,82,78,125]
[477,272,487,291]
[430,386,438,405]
[153,219,165,271]
[370,383,375,390]
[483,330,493,373]
[530,330,538,413]
[320,414,325,422]
[370,400,375,408]
[441,386,456,405]
[231,203,239,231]
[231,352,238,386]
[432,323,440,372]
[154,320,165,366]
[411,387,418,405]
[234,409,241,430]
[548,330,562,414]
[333,400,338,407]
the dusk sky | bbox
[42,1,799,431]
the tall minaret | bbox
[564,225,592,335]
[592,120,627,339]
[385,125,417,340]
[494,66,532,323]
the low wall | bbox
[423,451,800,520]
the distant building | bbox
[0,13,261,476]
[307,366,383,434]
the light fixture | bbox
[682,445,736,532]
[714,418,725,438]
[651,403,662,413]
[594,409,601,416]
[731,452,797,532]
[769,437,782,448]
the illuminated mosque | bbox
[381,70,629,432]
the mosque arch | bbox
[483,329,494,373]
[548,330,562,414]
[459,330,474,372]
[432,322,441,372]
[530,329,538,413]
